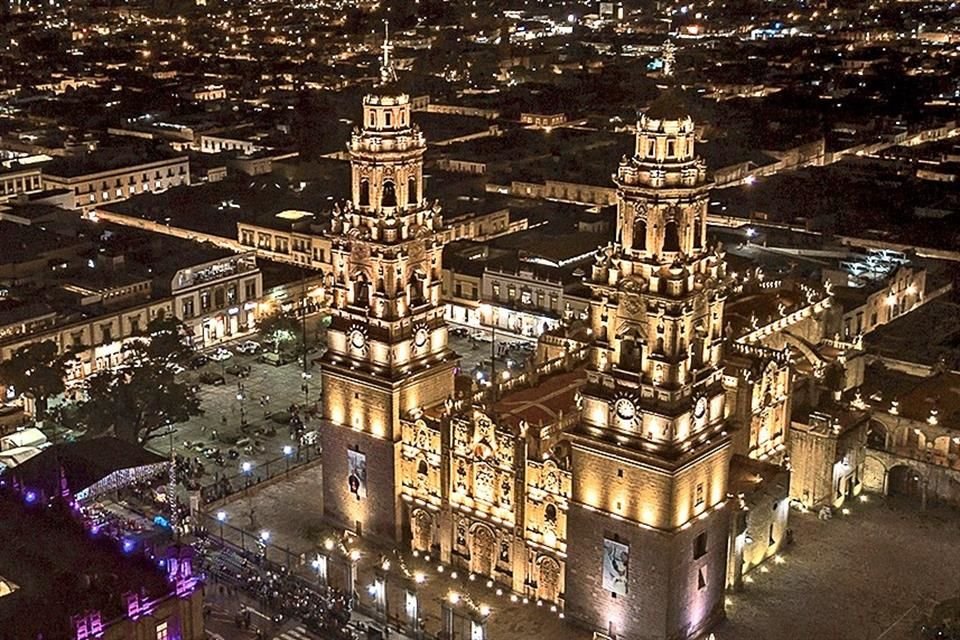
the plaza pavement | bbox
[215,475,960,640]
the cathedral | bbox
[319,41,795,640]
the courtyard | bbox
[718,497,960,640]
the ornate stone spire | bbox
[661,39,676,78]
[380,20,398,86]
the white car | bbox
[209,347,233,362]
[235,340,261,355]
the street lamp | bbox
[215,510,228,542]
[236,382,247,426]
[282,445,294,473]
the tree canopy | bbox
[258,309,302,354]
[76,316,202,444]
[0,340,75,418]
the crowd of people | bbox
[196,537,357,639]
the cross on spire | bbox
[662,39,676,78]
[380,20,398,85]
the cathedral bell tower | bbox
[319,27,458,542]
[564,54,733,640]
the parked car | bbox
[236,340,261,355]
[225,363,251,378]
[188,354,209,369]
[209,347,233,362]
[259,351,291,366]
[199,371,226,385]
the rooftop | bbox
[0,496,170,640]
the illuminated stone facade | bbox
[399,407,572,605]
[564,87,733,640]
[724,343,793,462]
[318,52,458,542]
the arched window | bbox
[353,273,370,307]
[382,181,397,208]
[663,221,681,252]
[359,179,370,207]
[417,459,428,476]
[693,217,703,249]
[369,112,376,127]
[408,176,418,205]
[633,219,646,251]
[410,271,426,306]
[385,111,392,126]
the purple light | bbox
[122,539,136,554]
[24,490,38,505]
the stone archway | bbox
[537,556,562,603]
[412,509,434,553]
[470,525,496,577]
[888,465,924,500]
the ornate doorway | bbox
[470,525,495,577]
[412,509,433,552]
[537,556,561,603]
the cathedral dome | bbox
[643,85,691,122]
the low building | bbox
[42,152,190,211]
[0,492,203,640]
[726,455,790,590]
[788,403,869,510]
[859,366,960,508]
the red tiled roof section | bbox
[494,367,587,431]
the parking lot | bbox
[447,327,536,386]
[146,336,322,489]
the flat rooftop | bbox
[0,496,170,639]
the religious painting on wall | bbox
[602,538,629,595]
[348,449,367,500]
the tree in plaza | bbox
[258,308,302,354]
[0,340,76,419]
[76,316,202,444]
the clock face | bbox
[615,398,636,422]
[350,329,366,350]
[694,397,707,421]
[414,326,429,348]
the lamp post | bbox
[236,382,246,427]
[216,510,227,543]
[282,445,294,474]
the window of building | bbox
[697,568,707,590]
[648,139,656,156]
[667,140,676,157]
[693,532,708,559]
[155,621,168,640]
[244,280,257,300]
[507,285,516,300]
[182,298,195,319]
[695,482,704,507]
[100,323,112,344]
[385,111,392,126]
[521,289,532,305]
[213,288,225,308]
[129,317,140,335]
[492,282,501,300]
[359,180,370,207]
[200,292,211,311]
[382,181,397,208]
[227,284,237,304]
[768,523,776,546]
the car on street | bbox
[259,351,292,366]
[188,354,209,369]
[225,363,251,377]
[235,340,261,355]
[209,347,233,362]
[199,371,226,385]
